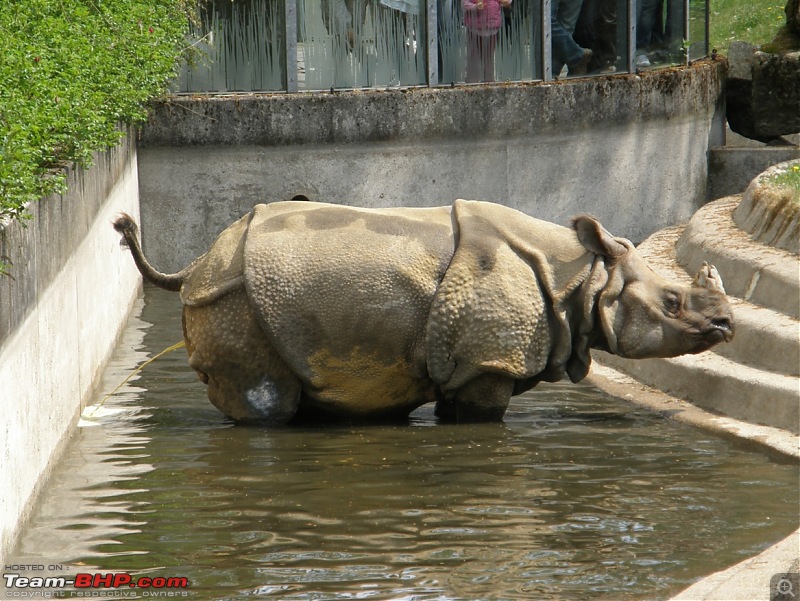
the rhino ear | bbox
[572,215,628,259]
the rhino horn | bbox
[693,261,726,295]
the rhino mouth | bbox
[688,317,735,353]
[708,316,735,341]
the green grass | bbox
[768,164,800,202]
[709,0,789,53]
[0,0,193,227]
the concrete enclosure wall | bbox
[139,61,726,273]
[0,132,142,566]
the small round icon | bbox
[777,577,795,597]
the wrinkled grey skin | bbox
[114,200,734,424]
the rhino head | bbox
[574,216,735,360]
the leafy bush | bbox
[0,0,193,224]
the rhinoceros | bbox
[115,200,734,424]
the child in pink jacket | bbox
[462,0,512,82]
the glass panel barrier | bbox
[174,0,708,92]
[634,0,688,69]
[175,0,286,93]
[439,0,541,84]
[688,0,708,61]
[496,0,542,82]
[438,0,466,84]
[298,0,427,90]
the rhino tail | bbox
[113,213,185,292]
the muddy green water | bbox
[9,285,799,600]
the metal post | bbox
[541,0,551,81]
[627,0,636,73]
[704,0,710,56]
[285,0,299,92]
[427,0,438,86]
[684,0,691,64]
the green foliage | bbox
[710,0,787,53]
[0,0,193,223]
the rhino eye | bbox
[664,293,681,315]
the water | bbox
[8,284,798,600]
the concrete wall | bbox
[0,132,142,566]
[709,146,800,199]
[138,61,726,273]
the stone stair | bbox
[596,195,800,435]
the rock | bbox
[751,51,800,140]
[727,40,756,80]
[725,42,758,140]
[726,41,800,143]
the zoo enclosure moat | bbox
[5,285,798,600]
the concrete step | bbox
[675,195,800,318]
[636,223,800,378]
[596,350,800,434]
[720,300,800,377]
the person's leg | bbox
[466,30,482,82]
[575,0,617,71]
[551,0,586,74]
[593,0,617,69]
[482,33,497,82]
[664,0,685,55]
[636,0,658,64]
[558,0,583,34]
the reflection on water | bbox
[10,284,799,600]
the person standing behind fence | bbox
[573,0,617,74]
[463,0,511,83]
[551,0,592,77]
[321,0,370,49]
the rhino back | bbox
[242,202,455,415]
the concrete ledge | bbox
[597,351,800,434]
[670,528,799,601]
[718,300,800,377]
[143,61,725,147]
[0,133,142,566]
[587,363,799,462]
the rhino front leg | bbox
[183,288,301,424]
[435,373,514,422]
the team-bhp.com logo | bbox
[3,569,190,598]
